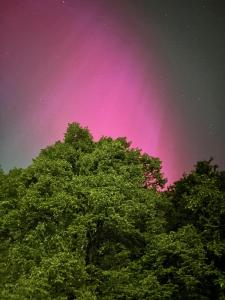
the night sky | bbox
[0,0,225,184]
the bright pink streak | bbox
[1,1,180,184]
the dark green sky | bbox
[130,0,225,171]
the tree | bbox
[1,124,224,299]
[164,159,225,299]
[0,123,166,299]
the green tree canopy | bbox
[0,124,224,299]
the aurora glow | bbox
[1,0,224,184]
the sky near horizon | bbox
[0,0,225,184]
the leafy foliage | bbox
[0,123,224,299]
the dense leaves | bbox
[0,123,224,299]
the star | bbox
[208,123,216,135]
